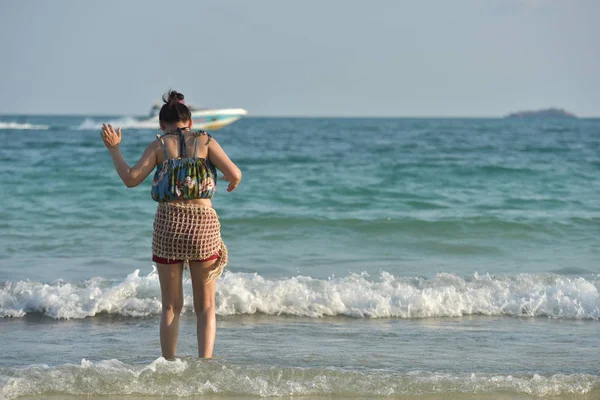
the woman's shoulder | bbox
[194,130,214,145]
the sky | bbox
[0,0,598,117]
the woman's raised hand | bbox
[101,124,122,149]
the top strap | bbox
[204,132,212,159]
[193,131,201,157]
[177,128,187,158]
[192,130,212,158]
[155,134,168,159]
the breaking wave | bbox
[1,270,598,320]
[1,358,598,399]
[0,121,49,130]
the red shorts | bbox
[152,253,220,264]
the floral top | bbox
[151,130,217,202]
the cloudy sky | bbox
[0,0,598,117]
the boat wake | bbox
[77,117,159,130]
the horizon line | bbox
[1,112,599,119]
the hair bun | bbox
[158,90,191,123]
[163,90,185,106]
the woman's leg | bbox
[156,262,184,359]
[189,259,218,358]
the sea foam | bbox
[1,270,598,320]
[0,121,49,130]
[1,358,598,399]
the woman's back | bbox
[156,130,211,162]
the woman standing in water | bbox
[100,90,242,359]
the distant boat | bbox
[504,108,577,119]
[144,103,248,130]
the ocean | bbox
[0,115,598,399]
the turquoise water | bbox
[0,116,599,399]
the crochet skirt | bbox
[152,203,228,282]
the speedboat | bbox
[146,103,248,130]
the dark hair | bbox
[159,90,191,123]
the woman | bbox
[100,90,242,359]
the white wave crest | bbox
[217,271,600,319]
[0,270,598,320]
[0,270,161,319]
[76,117,158,130]
[0,121,49,130]
[1,358,598,399]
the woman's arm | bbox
[207,137,242,192]
[101,124,159,188]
